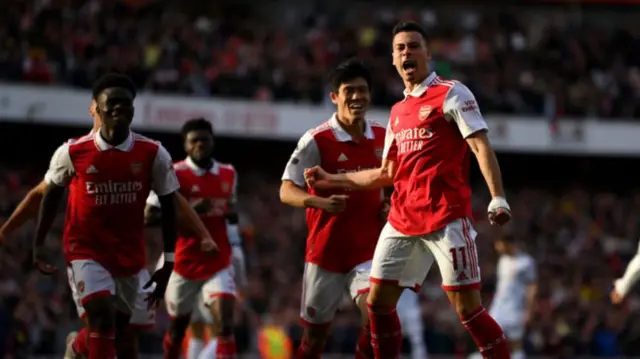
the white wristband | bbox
[163,252,175,262]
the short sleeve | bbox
[281,131,320,187]
[382,119,397,160]
[442,82,489,138]
[146,190,161,208]
[44,142,75,186]
[151,144,180,196]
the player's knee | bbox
[213,298,235,337]
[303,325,331,346]
[189,321,206,339]
[367,282,403,307]
[355,293,370,326]
[84,297,116,331]
[168,315,191,342]
[445,288,482,317]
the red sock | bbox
[367,303,402,359]
[355,324,374,359]
[163,332,181,359]
[461,307,510,358]
[295,338,322,359]
[216,336,237,359]
[72,328,90,356]
[88,329,116,359]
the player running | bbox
[305,21,513,359]
[611,242,640,304]
[280,59,385,358]
[397,290,428,359]
[34,73,181,359]
[0,98,213,359]
[146,118,240,359]
[470,235,536,359]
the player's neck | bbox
[336,115,365,138]
[404,73,428,93]
[99,127,129,146]
[189,156,213,170]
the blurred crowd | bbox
[2,149,640,357]
[2,0,640,118]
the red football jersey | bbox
[282,115,386,273]
[148,157,236,280]
[45,132,179,277]
[383,72,488,235]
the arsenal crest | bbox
[221,182,230,193]
[130,162,143,174]
[419,105,432,120]
[375,148,383,159]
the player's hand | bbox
[610,287,624,305]
[144,262,173,309]
[319,195,349,213]
[201,236,218,252]
[487,196,512,226]
[32,247,57,275]
[304,166,330,188]
[192,198,212,214]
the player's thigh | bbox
[190,295,214,325]
[68,260,117,308]
[371,222,434,290]
[128,269,156,330]
[426,217,481,291]
[346,260,372,300]
[300,262,348,325]
[201,265,237,307]
[164,271,204,317]
[114,274,139,316]
[66,266,87,321]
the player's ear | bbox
[329,91,339,105]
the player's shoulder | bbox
[367,119,387,137]
[66,132,96,150]
[132,132,162,148]
[307,120,334,139]
[173,159,190,172]
[518,253,536,266]
[214,160,237,175]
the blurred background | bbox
[2,0,640,357]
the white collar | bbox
[329,113,375,142]
[185,156,219,176]
[402,72,438,100]
[94,130,134,152]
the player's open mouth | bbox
[402,60,417,71]
[349,103,366,113]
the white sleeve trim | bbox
[281,131,321,187]
[151,145,180,196]
[44,142,75,186]
[442,81,489,138]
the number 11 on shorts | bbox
[449,246,478,279]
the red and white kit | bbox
[45,131,179,315]
[282,114,386,325]
[147,157,237,318]
[373,72,488,291]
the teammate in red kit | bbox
[146,118,239,359]
[0,100,213,359]
[280,59,385,358]
[305,22,513,359]
[33,74,180,359]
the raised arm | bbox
[0,180,47,240]
[280,131,345,211]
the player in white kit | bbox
[396,290,428,359]
[470,235,536,359]
[611,241,640,304]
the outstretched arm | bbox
[0,180,47,240]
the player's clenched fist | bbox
[32,246,57,275]
[319,195,349,213]
[304,166,330,188]
[487,196,512,226]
